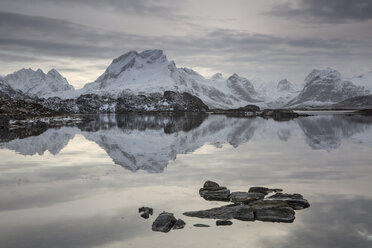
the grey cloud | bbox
[263,196,372,248]
[1,11,372,82]
[4,0,184,20]
[269,0,372,23]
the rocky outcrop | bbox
[151,212,185,232]
[183,204,254,221]
[184,181,309,224]
[0,96,59,118]
[199,180,230,201]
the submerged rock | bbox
[267,193,310,210]
[139,206,153,219]
[152,212,177,233]
[230,191,265,203]
[173,219,186,230]
[216,220,233,226]
[199,180,230,201]
[194,224,210,227]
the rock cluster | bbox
[184,180,310,223]
[151,212,186,233]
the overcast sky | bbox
[1,0,372,88]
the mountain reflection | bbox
[1,114,372,172]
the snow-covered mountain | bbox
[251,78,300,108]
[350,71,372,91]
[0,77,25,99]
[1,50,371,110]
[80,50,263,109]
[3,68,75,99]
[277,79,296,92]
[286,68,369,108]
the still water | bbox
[0,114,372,248]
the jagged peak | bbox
[47,68,61,76]
[227,73,250,82]
[210,73,224,81]
[277,79,295,92]
[305,68,341,85]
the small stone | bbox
[139,206,153,219]
[194,224,210,227]
[173,219,186,230]
[216,220,233,226]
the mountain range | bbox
[0,49,371,111]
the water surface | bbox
[1,114,372,248]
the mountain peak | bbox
[96,49,169,82]
[211,73,224,81]
[305,68,341,86]
[277,79,295,92]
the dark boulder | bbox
[139,206,153,219]
[199,180,230,201]
[152,212,177,233]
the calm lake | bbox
[1,113,372,248]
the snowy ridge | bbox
[349,71,372,91]
[3,68,75,99]
[1,49,372,109]
[80,50,263,109]
[286,68,370,108]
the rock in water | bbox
[139,206,153,219]
[255,207,295,223]
[152,212,177,232]
[199,180,230,201]
[194,224,210,227]
[250,200,295,223]
[183,204,254,221]
[267,193,310,210]
[216,220,233,226]
[229,191,265,203]
[173,219,186,230]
